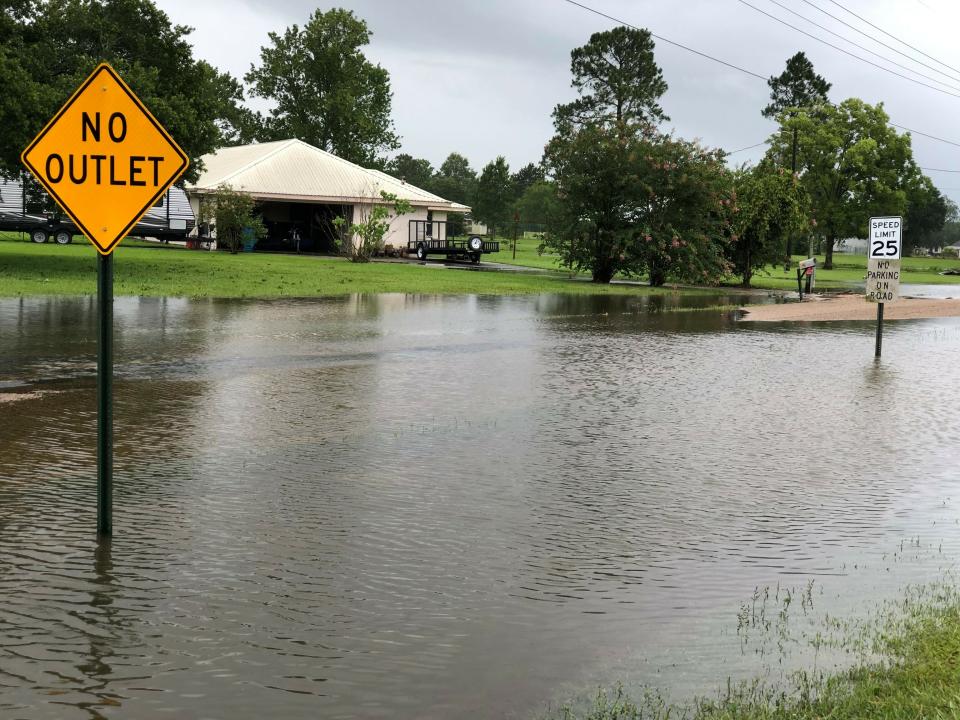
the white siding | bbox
[349,204,427,252]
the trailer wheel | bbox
[31,229,49,244]
[471,253,481,264]
[54,230,72,245]
[416,243,428,261]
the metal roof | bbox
[187,139,470,212]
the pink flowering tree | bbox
[544,124,735,285]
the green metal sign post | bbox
[19,63,188,537]
[97,254,113,536]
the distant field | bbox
[477,234,569,272]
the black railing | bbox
[409,219,448,244]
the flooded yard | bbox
[2,293,960,719]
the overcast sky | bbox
[161,0,960,201]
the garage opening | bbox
[255,201,350,254]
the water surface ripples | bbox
[2,293,960,718]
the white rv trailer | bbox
[0,176,195,244]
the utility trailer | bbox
[0,176,194,244]
[407,219,499,263]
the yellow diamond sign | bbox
[21,63,189,255]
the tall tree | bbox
[762,52,832,120]
[246,8,399,167]
[386,154,434,190]
[514,180,560,227]
[511,162,544,201]
[728,163,811,287]
[474,156,513,236]
[431,152,477,236]
[930,199,960,252]
[773,99,916,269]
[431,153,477,205]
[553,26,668,136]
[762,51,831,263]
[545,26,735,285]
[0,0,245,181]
[904,176,947,254]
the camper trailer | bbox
[0,176,194,244]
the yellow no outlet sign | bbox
[21,63,188,254]
[19,63,189,538]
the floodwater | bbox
[2,292,960,719]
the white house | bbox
[186,139,470,253]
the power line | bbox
[728,140,770,154]
[824,0,960,77]
[736,0,960,100]
[797,0,960,85]
[889,124,960,149]
[560,0,766,80]
[558,0,960,156]
[921,167,960,173]
[764,0,960,93]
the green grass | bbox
[738,254,960,290]
[0,234,696,298]
[484,233,572,271]
[483,236,960,289]
[546,581,960,720]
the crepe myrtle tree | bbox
[544,123,735,285]
[333,190,412,263]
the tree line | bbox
[0,2,547,238]
[0,3,409,180]
[537,30,948,284]
[1,3,950,283]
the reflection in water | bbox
[74,541,121,719]
[2,293,960,719]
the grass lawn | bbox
[484,233,571,272]
[738,254,960,290]
[0,234,700,299]
[482,236,960,290]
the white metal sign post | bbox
[866,216,902,358]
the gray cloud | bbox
[163,0,960,200]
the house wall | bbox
[350,204,445,252]
[188,195,202,235]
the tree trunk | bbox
[786,127,798,266]
[592,263,614,283]
[649,264,666,287]
[824,233,834,270]
[743,242,752,288]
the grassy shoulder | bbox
[0,235,689,299]
[548,581,960,720]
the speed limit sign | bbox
[868,216,902,260]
